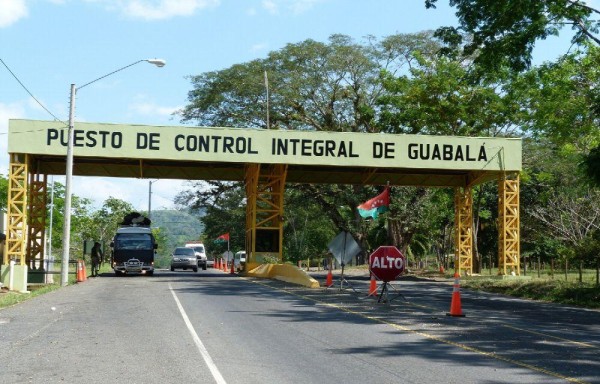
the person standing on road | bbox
[91,242,103,277]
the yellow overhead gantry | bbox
[3,119,522,290]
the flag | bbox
[357,187,390,219]
[214,233,230,244]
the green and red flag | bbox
[357,187,390,219]
[214,233,230,244]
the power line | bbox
[0,57,67,125]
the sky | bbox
[0,0,576,212]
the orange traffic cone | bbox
[76,260,85,282]
[222,259,227,272]
[230,259,235,274]
[325,269,333,287]
[368,273,377,296]
[447,273,465,317]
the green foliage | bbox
[149,209,205,262]
[176,28,599,274]
[175,181,245,255]
[283,187,337,263]
[513,45,600,149]
[378,54,519,137]
[521,139,600,271]
[426,0,600,73]
[0,174,8,212]
[581,145,600,186]
[180,32,446,134]
[0,283,63,309]
[463,278,600,308]
[386,187,454,259]
[45,181,94,259]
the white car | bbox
[234,251,246,271]
[185,242,207,270]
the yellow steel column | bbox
[498,173,520,275]
[5,154,29,265]
[244,163,287,271]
[454,186,473,276]
[27,172,47,270]
[244,163,260,271]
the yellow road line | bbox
[253,280,589,384]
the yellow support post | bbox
[1,154,30,291]
[498,173,520,275]
[5,154,29,265]
[244,163,287,271]
[454,186,473,276]
[245,163,259,271]
[27,173,47,274]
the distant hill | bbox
[150,209,205,266]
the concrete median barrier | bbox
[247,264,320,288]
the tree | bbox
[45,181,94,258]
[384,187,454,268]
[378,52,521,137]
[0,174,8,212]
[426,0,600,72]
[521,137,600,280]
[180,33,444,132]
[79,197,135,260]
[176,181,247,255]
[582,145,600,185]
[284,187,337,266]
[511,45,599,150]
[529,187,600,280]
[178,33,454,259]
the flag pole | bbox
[386,181,391,248]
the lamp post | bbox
[60,59,165,286]
[148,179,158,222]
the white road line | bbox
[169,283,227,384]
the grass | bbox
[0,263,112,310]
[390,266,600,309]
[0,283,63,309]
[461,277,600,309]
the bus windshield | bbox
[115,233,153,250]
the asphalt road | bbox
[0,268,599,384]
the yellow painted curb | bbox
[247,264,320,288]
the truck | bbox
[110,213,157,276]
[185,241,207,270]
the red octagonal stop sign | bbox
[369,246,406,282]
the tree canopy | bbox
[175,27,599,273]
[426,0,600,72]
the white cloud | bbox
[250,42,268,53]
[119,0,221,21]
[288,0,321,14]
[262,0,278,14]
[261,0,323,15]
[0,0,28,28]
[0,102,26,175]
[72,176,183,211]
[0,102,26,130]
[129,99,180,118]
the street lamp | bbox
[60,59,165,286]
[148,179,158,222]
